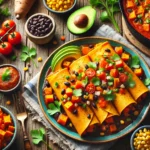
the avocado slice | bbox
[51,45,81,65]
[52,52,81,71]
[67,6,96,34]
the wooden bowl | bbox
[119,0,150,47]
[25,13,56,45]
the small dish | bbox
[43,0,77,14]
[130,125,150,150]
[0,64,22,93]
[25,13,56,44]
[0,106,17,150]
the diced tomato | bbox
[121,53,130,62]
[115,60,123,68]
[64,101,74,111]
[81,46,91,55]
[85,83,95,94]
[75,81,83,89]
[100,125,107,131]
[113,78,120,88]
[105,117,114,124]
[85,68,96,79]
[119,88,126,94]
[99,97,107,108]
[71,96,81,103]
[105,63,114,71]
[109,124,117,133]
[57,114,68,126]
[123,107,130,117]
[62,61,71,68]
[119,73,128,83]
[134,68,143,77]
[66,88,73,97]
[97,71,106,81]
[45,95,54,104]
[115,46,123,55]
[99,58,108,68]
[110,69,119,78]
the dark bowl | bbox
[119,0,150,47]
[130,125,150,150]
[0,64,22,93]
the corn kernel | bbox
[100,132,105,136]
[6,100,11,105]
[52,40,58,45]
[120,120,125,124]
[63,94,68,99]
[88,94,93,101]
[134,111,139,116]
[38,57,42,62]
[24,67,28,71]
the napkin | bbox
[22,25,150,150]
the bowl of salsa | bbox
[0,64,21,93]
[119,0,150,47]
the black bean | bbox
[47,19,52,23]
[134,18,139,23]
[85,64,89,69]
[73,109,77,114]
[42,25,46,28]
[31,25,35,28]
[33,21,37,25]
[87,114,91,119]
[40,21,44,25]
[127,8,132,13]
[45,81,50,87]
[94,95,98,100]
[45,22,49,26]
[54,112,60,119]
[89,44,94,48]
[36,23,40,27]
[39,18,44,22]
[33,17,38,21]
[38,27,42,30]
[40,34,44,36]
[92,102,97,108]
[101,84,107,89]
[34,32,38,36]
[96,61,99,67]
[61,89,65,95]
[64,82,71,87]
[49,23,52,29]
[70,79,75,83]
[31,27,35,31]
[45,28,50,33]
[75,72,79,76]
[42,30,45,33]
[29,19,33,24]
[105,49,111,53]
[38,15,42,19]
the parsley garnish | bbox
[82,76,88,86]
[88,62,97,69]
[2,69,11,81]
[73,89,82,96]
[66,76,70,80]
[129,56,140,68]
[77,73,82,80]
[111,54,120,61]
[125,74,136,88]
[55,82,59,88]
[47,101,61,115]
[144,78,150,86]
[82,103,87,109]
[31,128,52,150]
[91,77,101,86]
[104,90,116,101]
[20,45,38,68]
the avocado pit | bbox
[74,14,88,28]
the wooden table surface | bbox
[0,0,150,150]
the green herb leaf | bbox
[20,53,29,61]
[21,46,29,53]
[129,56,140,68]
[66,76,70,80]
[2,69,10,81]
[88,62,97,69]
[91,77,101,86]
[82,76,88,86]
[104,90,116,101]
[77,73,82,80]
[10,55,17,61]
[0,0,3,5]
[29,48,36,57]
[73,89,82,96]
[82,103,87,109]
[55,82,59,88]
[111,54,120,61]
[125,74,136,88]
[0,7,10,16]
[47,101,61,115]
[144,78,150,86]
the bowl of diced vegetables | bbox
[130,125,150,150]
[0,106,17,150]
[43,0,77,14]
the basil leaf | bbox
[91,77,101,86]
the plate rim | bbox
[37,36,150,143]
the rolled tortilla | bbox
[47,68,96,136]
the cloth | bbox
[22,25,150,150]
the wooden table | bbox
[0,0,150,150]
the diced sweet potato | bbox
[44,87,52,95]
[64,101,74,111]
[129,11,136,19]
[71,96,81,103]
[8,125,15,132]
[136,6,144,14]
[134,68,143,77]
[3,115,11,125]
[142,24,149,31]
[0,129,6,139]
[126,0,134,8]
[121,53,130,61]
[45,95,54,104]
[57,114,68,126]
[65,88,73,97]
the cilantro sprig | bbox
[144,78,150,86]
[2,69,10,81]
[91,77,101,86]
[0,0,10,17]
[89,0,120,32]
[73,89,82,96]
[129,56,140,69]
[31,128,52,150]
[20,45,38,68]
[104,90,116,101]
[87,62,97,69]
[125,74,136,88]
[47,101,61,115]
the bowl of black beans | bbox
[25,13,56,44]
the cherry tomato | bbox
[115,60,123,68]
[119,73,128,83]
[75,81,83,89]
[85,83,95,94]
[99,98,107,108]
[2,20,16,32]
[110,69,119,78]
[119,88,126,94]
[8,32,21,45]
[85,68,96,79]
[0,42,12,55]
[105,63,114,71]
[115,47,123,55]
[99,58,108,68]
[97,71,106,81]
[0,29,6,41]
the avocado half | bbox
[51,45,81,71]
[67,6,96,34]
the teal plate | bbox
[37,37,150,143]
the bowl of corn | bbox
[130,125,150,150]
[43,0,77,14]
